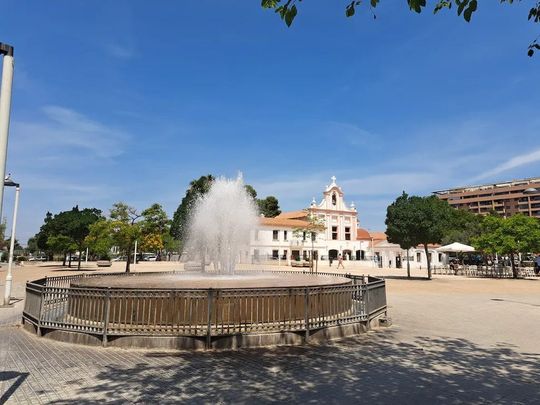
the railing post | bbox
[304,287,310,343]
[206,289,214,349]
[102,287,111,347]
[37,285,45,337]
[364,282,370,330]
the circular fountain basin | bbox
[71,272,350,289]
[67,272,353,330]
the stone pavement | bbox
[1,265,540,404]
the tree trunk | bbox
[68,254,72,268]
[125,244,132,273]
[77,245,82,271]
[406,249,411,279]
[62,253,67,266]
[509,252,518,279]
[424,244,431,280]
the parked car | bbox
[143,254,157,261]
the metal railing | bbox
[431,265,539,278]
[22,271,387,348]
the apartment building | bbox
[434,177,540,218]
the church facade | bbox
[250,176,445,269]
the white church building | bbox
[250,176,445,269]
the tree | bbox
[47,235,76,264]
[472,214,540,278]
[293,210,326,273]
[385,192,416,278]
[27,236,38,255]
[257,196,281,217]
[171,175,269,245]
[86,220,115,260]
[441,208,483,246]
[385,193,454,279]
[32,207,102,268]
[261,0,540,57]
[140,203,170,256]
[65,207,103,270]
[244,184,258,200]
[110,202,142,273]
[171,175,215,242]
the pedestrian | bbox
[535,254,540,275]
[337,254,344,269]
[329,256,333,267]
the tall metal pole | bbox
[0,43,14,224]
[3,185,19,306]
[133,239,138,265]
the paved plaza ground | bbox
[1,262,539,404]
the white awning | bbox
[436,242,475,253]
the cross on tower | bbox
[331,175,336,185]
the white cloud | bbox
[105,43,135,59]
[473,147,540,181]
[12,105,130,159]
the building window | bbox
[282,250,288,259]
[438,253,443,262]
[332,193,337,206]
[332,226,338,240]
[284,230,288,241]
[428,253,432,263]
[272,250,279,259]
[303,231,307,241]
[345,227,351,240]
[416,252,421,262]
[272,230,279,241]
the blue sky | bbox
[1,0,539,243]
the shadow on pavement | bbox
[47,331,540,404]
[0,371,29,404]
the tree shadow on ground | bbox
[377,276,430,281]
[48,330,540,404]
[0,371,29,403]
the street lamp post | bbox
[0,43,15,225]
[2,175,20,307]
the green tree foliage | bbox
[170,175,215,242]
[170,175,280,245]
[441,208,483,246]
[140,203,171,253]
[86,220,115,260]
[257,196,281,218]
[109,202,142,273]
[47,235,76,263]
[262,0,540,56]
[385,193,454,279]
[385,192,416,278]
[33,207,102,269]
[472,214,540,278]
[26,236,38,254]
[244,184,258,200]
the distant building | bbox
[433,177,540,218]
[250,176,445,269]
[251,176,370,263]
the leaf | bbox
[346,2,355,17]
[408,0,427,13]
[457,0,468,16]
[370,0,379,7]
[463,0,477,22]
[261,0,279,9]
[285,4,297,27]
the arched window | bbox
[332,193,337,206]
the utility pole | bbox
[0,43,14,225]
